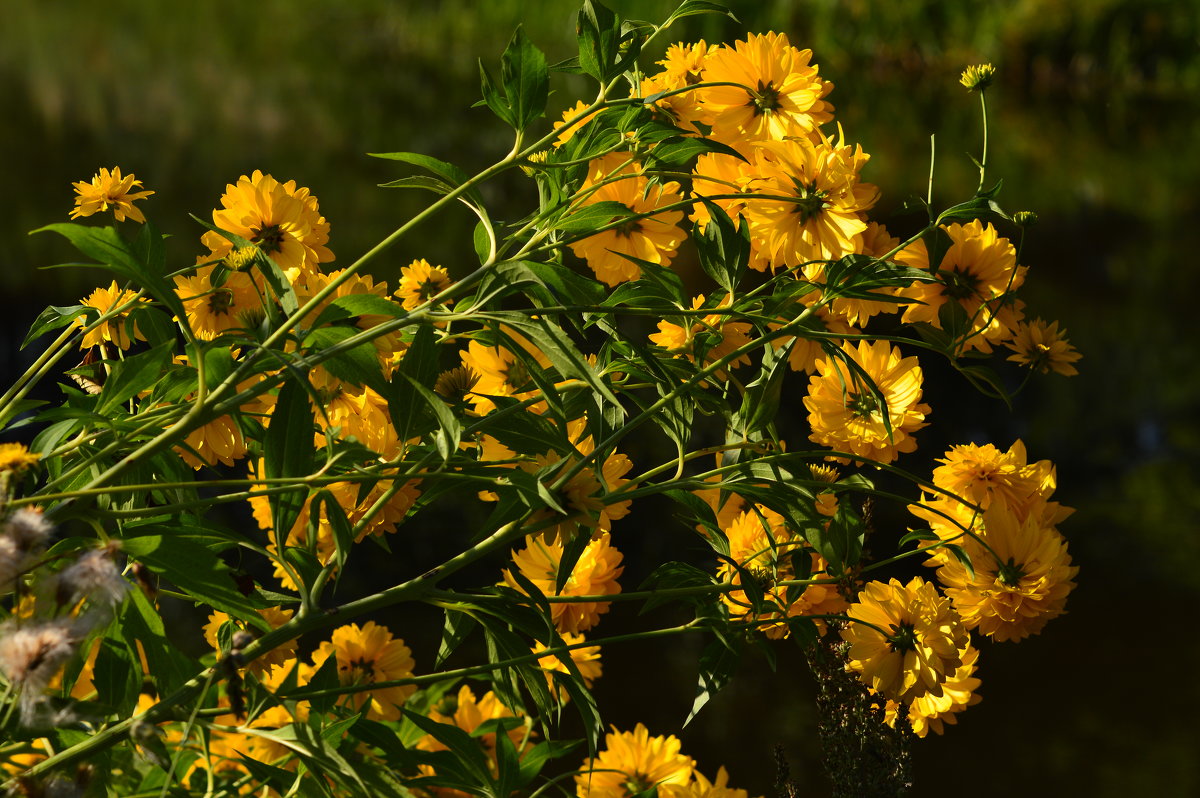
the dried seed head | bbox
[0,619,77,691]
[55,548,129,610]
[4,508,54,553]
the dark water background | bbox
[2,0,1198,795]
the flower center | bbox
[846,392,879,419]
[942,269,980,301]
[750,79,782,116]
[207,288,234,316]
[888,622,917,653]
[417,277,446,301]
[789,179,829,224]
[997,558,1025,587]
[252,224,286,254]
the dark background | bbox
[2,0,1198,795]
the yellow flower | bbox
[459,331,552,415]
[202,607,296,677]
[202,170,333,281]
[719,507,846,638]
[935,504,1078,642]
[638,41,711,133]
[177,413,248,469]
[553,100,601,147]
[841,577,968,703]
[0,443,39,475]
[905,493,984,568]
[803,339,931,464]
[960,63,997,91]
[1005,318,1082,376]
[660,767,753,798]
[742,134,878,271]
[311,621,416,721]
[503,531,624,634]
[694,32,834,146]
[70,166,154,223]
[395,258,453,310]
[896,220,1026,353]
[533,632,602,693]
[173,262,265,341]
[840,576,969,700]
[568,154,686,287]
[576,724,694,798]
[75,281,146,350]
[931,439,1056,515]
[649,295,753,379]
[891,644,983,737]
[820,221,905,327]
[689,152,758,236]
[521,424,634,543]
[417,684,532,798]
[771,298,858,375]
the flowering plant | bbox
[0,2,1081,796]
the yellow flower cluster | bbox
[576,724,755,798]
[717,506,847,639]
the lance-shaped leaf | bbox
[264,379,315,542]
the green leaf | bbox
[397,372,462,463]
[32,223,142,278]
[367,152,482,206]
[477,401,564,456]
[387,323,441,443]
[312,489,354,577]
[936,194,1011,224]
[685,635,743,726]
[732,343,790,437]
[804,501,864,575]
[309,294,405,329]
[264,379,315,541]
[377,174,457,194]
[199,342,235,394]
[436,608,479,669]
[479,59,515,128]
[93,636,140,716]
[500,26,550,131]
[22,304,87,349]
[304,325,388,394]
[552,200,636,233]
[95,341,173,415]
[645,136,744,170]
[638,561,717,613]
[665,0,739,24]
[495,314,624,414]
[663,488,728,556]
[120,588,194,694]
[694,201,750,295]
[576,0,623,81]
[122,534,267,624]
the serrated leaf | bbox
[694,201,750,295]
[437,608,479,669]
[22,304,87,349]
[500,26,550,131]
[367,152,483,206]
[309,294,405,329]
[685,635,742,726]
[552,200,636,233]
